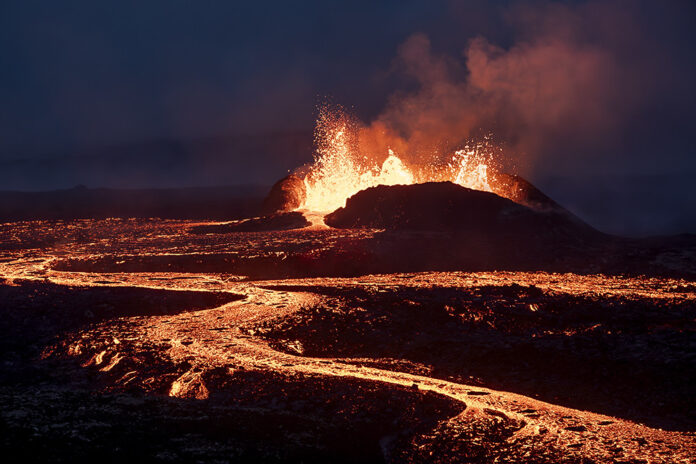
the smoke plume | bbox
[356,0,666,176]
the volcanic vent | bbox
[263,105,499,213]
[264,105,586,224]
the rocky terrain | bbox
[0,216,694,462]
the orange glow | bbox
[300,107,496,212]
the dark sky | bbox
[0,0,695,234]
[5,0,691,156]
[0,0,460,154]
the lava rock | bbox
[327,181,517,230]
[262,174,307,214]
[324,182,607,270]
[489,172,564,214]
[325,181,589,235]
[189,212,311,233]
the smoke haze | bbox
[359,0,691,179]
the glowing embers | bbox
[169,368,210,400]
[300,107,497,212]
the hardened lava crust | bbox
[0,217,694,463]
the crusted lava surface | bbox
[0,217,694,463]
[253,281,695,430]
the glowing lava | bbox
[300,107,497,212]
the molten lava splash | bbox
[301,107,496,212]
[450,147,493,193]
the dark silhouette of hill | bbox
[323,182,696,277]
[0,185,267,221]
[326,181,602,240]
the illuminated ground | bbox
[1,219,694,462]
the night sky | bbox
[1,1,694,234]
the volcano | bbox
[254,173,696,278]
[325,181,598,238]
[321,181,607,273]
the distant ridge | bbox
[0,131,312,191]
[0,185,267,221]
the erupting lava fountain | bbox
[266,106,503,216]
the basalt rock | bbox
[325,182,528,231]
[262,174,307,214]
[327,181,600,237]
[325,182,608,269]
[189,211,310,234]
[489,172,564,213]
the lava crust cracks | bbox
[0,218,694,463]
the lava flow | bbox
[1,218,694,463]
[1,110,694,464]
